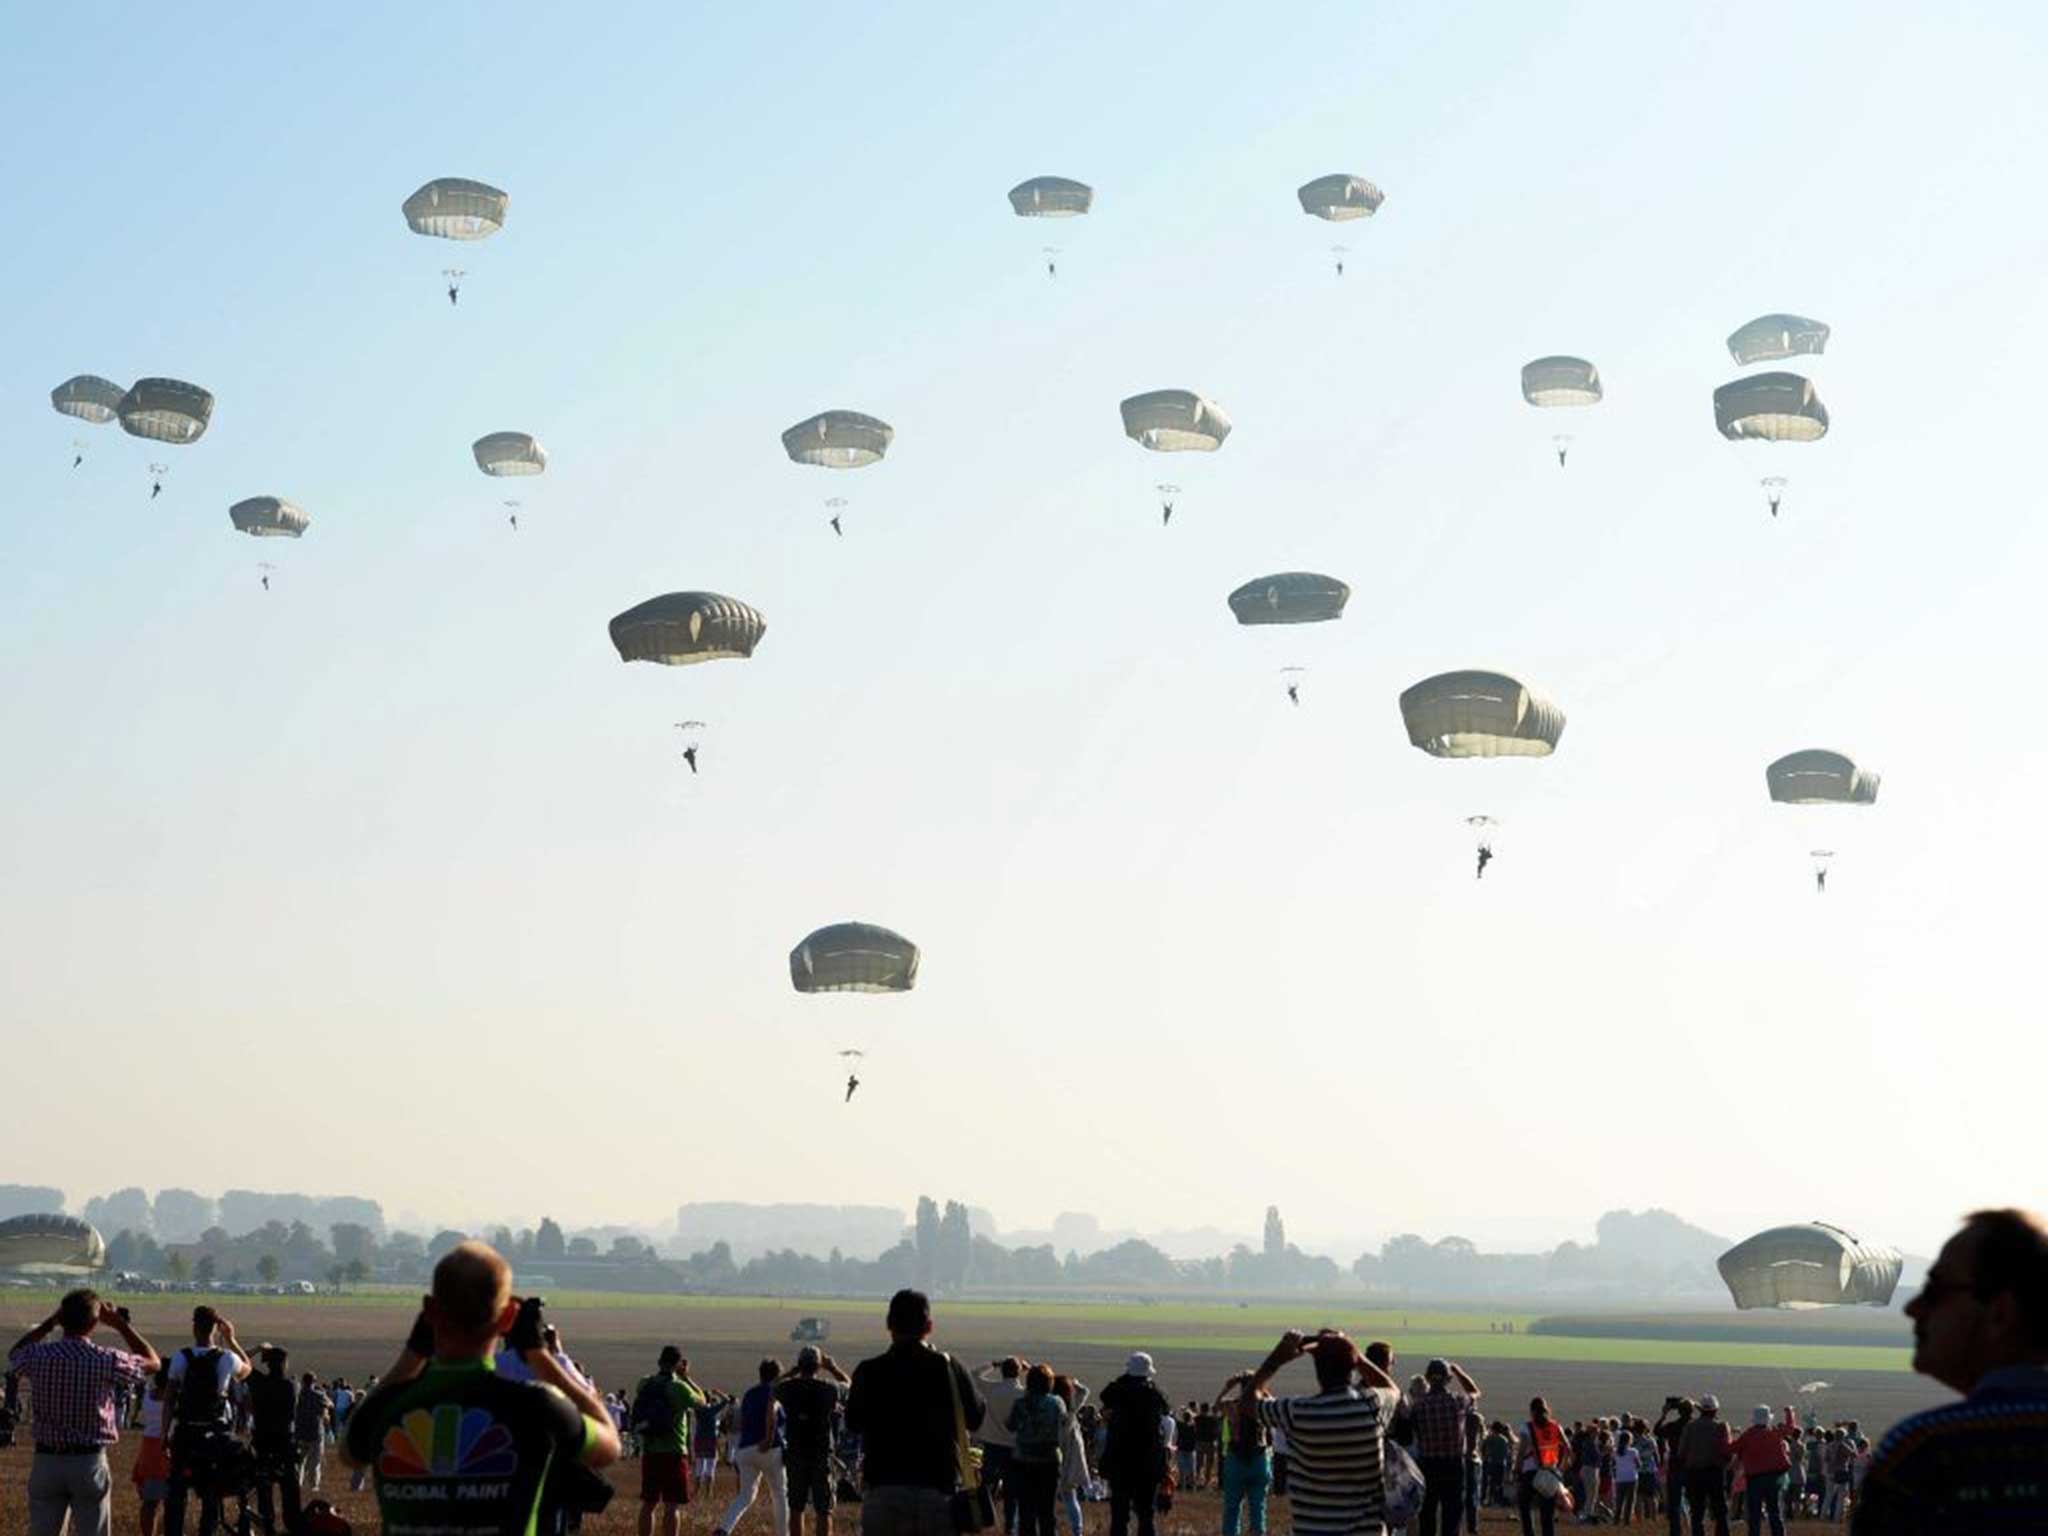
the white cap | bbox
[1125,1351,1155,1378]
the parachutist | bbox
[1816,867,1827,894]
[150,480,163,500]
[260,574,270,592]
[1769,495,1781,517]
[1556,446,1567,467]
[1476,844,1493,879]
[1335,257,1344,277]
[845,1074,859,1103]
[1161,502,1174,527]
[72,453,83,470]
[1046,257,1057,279]
[508,512,518,531]
[1286,684,1300,707]
[682,745,698,775]
[448,284,459,306]
[829,514,842,537]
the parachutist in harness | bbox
[1161,501,1173,527]
[829,514,842,537]
[1476,844,1493,879]
[448,284,459,306]
[508,511,518,531]
[260,573,269,592]
[682,745,698,775]
[151,479,164,500]
[72,451,83,470]
[1816,867,1827,894]
[845,1074,859,1103]
[1286,683,1300,706]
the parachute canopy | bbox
[0,1214,106,1275]
[403,178,508,241]
[1521,357,1603,408]
[782,410,893,469]
[1120,389,1231,452]
[1008,177,1093,217]
[1400,670,1565,759]
[229,495,309,539]
[1227,572,1351,626]
[473,432,547,476]
[118,378,214,444]
[1767,750,1879,806]
[610,592,766,666]
[1714,373,1829,442]
[1727,314,1831,366]
[1717,1223,1904,1310]
[51,375,125,425]
[790,922,921,994]
[1297,174,1384,221]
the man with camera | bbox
[340,1240,621,1536]
[631,1345,708,1536]
[7,1287,160,1536]
[163,1307,254,1536]
[845,1289,986,1536]
[246,1346,301,1536]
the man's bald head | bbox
[430,1242,513,1348]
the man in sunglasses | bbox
[1851,1208,2048,1533]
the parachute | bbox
[1717,1223,1904,1310]
[0,1214,106,1275]
[1727,314,1830,366]
[1296,174,1384,221]
[610,592,766,665]
[402,178,509,240]
[1714,373,1829,442]
[1767,750,1879,805]
[782,410,893,469]
[790,922,920,994]
[1008,177,1093,217]
[1227,573,1350,626]
[1400,671,1565,758]
[118,378,214,444]
[473,432,546,476]
[51,375,125,425]
[1120,390,1231,452]
[229,495,309,539]
[1520,357,1603,408]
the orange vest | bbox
[1528,1419,1564,1468]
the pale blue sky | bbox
[4,2,2045,1258]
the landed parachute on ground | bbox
[610,592,766,665]
[1227,573,1350,625]
[1008,177,1093,217]
[51,375,125,425]
[1120,390,1231,452]
[403,178,509,240]
[1521,357,1603,408]
[0,1214,105,1274]
[473,432,547,476]
[1767,750,1879,805]
[1297,174,1384,221]
[1400,671,1565,758]
[1717,1222,1904,1309]
[1727,314,1830,366]
[782,411,893,469]
[1715,373,1829,442]
[229,496,309,538]
[790,922,920,994]
[118,378,214,444]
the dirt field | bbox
[1,1293,1941,1533]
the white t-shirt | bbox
[140,1394,165,1439]
[1614,1448,1640,1483]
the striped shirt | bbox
[1257,1387,1395,1536]
[6,1337,149,1447]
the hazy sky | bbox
[4,2,2045,1261]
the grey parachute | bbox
[402,178,509,240]
[1521,357,1603,408]
[1715,373,1829,442]
[118,378,214,444]
[473,432,547,476]
[1727,314,1830,366]
[609,592,766,665]
[51,375,125,425]
[230,495,310,539]
[1120,390,1231,452]
[1008,177,1093,217]
[1227,572,1350,625]
[1400,671,1565,758]
[0,1214,106,1274]
[1717,1223,1903,1309]
[782,410,893,468]
[1767,750,1879,805]
[1297,174,1384,221]
[790,921,920,994]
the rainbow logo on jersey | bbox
[378,1405,518,1478]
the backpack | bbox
[175,1349,227,1428]
[632,1374,679,1438]
[1013,1395,1064,1461]
[1383,1438,1426,1526]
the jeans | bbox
[1517,1472,1557,1536]
[719,1444,790,1536]
[251,1447,302,1536]
[1009,1459,1058,1536]
[980,1444,1018,1536]
[1418,1454,1465,1536]
[1220,1452,1270,1536]
[1615,1482,1638,1523]
[28,1450,111,1536]
[859,1487,951,1536]
[1060,1486,1083,1536]
[1683,1469,1730,1536]
[164,1435,232,1536]
[296,1439,323,1492]
[1464,1461,1481,1532]
[1106,1471,1155,1536]
[1742,1470,1784,1536]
